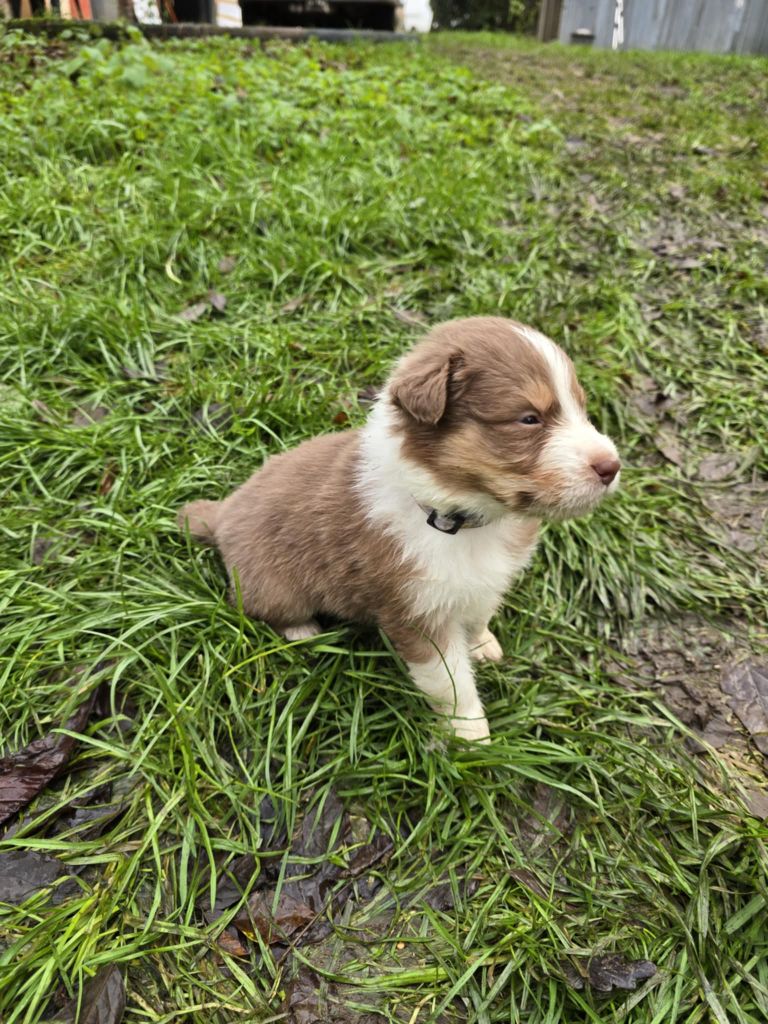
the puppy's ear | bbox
[390,350,464,425]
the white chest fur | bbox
[402,517,537,624]
[357,402,539,628]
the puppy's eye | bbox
[518,414,541,426]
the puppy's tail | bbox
[178,499,220,545]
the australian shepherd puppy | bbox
[179,317,620,742]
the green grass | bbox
[1,26,767,1024]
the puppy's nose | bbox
[591,457,621,486]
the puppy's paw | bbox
[451,713,491,744]
[282,620,322,641]
[469,628,503,663]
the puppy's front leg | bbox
[467,624,504,663]
[389,622,490,743]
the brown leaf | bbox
[0,850,67,905]
[207,290,227,313]
[282,967,324,1024]
[281,296,307,314]
[344,831,394,877]
[630,377,681,421]
[332,410,349,425]
[561,954,656,992]
[743,787,768,820]
[98,464,117,496]
[696,715,735,751]
[178,301,209,322]
[654,429,686,468]
[721,660,768,755]
[32,537,57,565]
[121,360,169,382]
[32,398,56,422]
[393,309,428,328]
[696,453,739,482]
[234,890,315,943]
[72,404,109,428]
[0,667,105,825]
[217,255,237,274]
[192,403,233,433]
[587,954,657,992]
[52,964,125,1024]
[216,927,249,958]
[509,867,547,898]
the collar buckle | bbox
[426,508,466,534]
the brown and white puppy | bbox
[179,317,620,742]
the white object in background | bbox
[403,0,432,32]
[216,0,242,25]
[611,0,624,49]
[133,0,161,22]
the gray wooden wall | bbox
[558,0,768,55]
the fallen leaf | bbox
[234,890,315,943]
[282,966,324,1024]
[281,296,307,314]
[200,851,261,923]
[295,790,345,859]
[178,301,209,322]
[120,360,169,382]
[332,410,349,425]
[52,964,125,1024]
[696,453,739,482]
[668,184,686,201]
[561,954,656,993]
[54,800,126,841]
[630,377,681,421]
[98,465,117,496]
[696,715,735,751]
[393,309,428,328]
[217,255,237,274]
[72,405,109,428]
[207,290,227,313]
[344,831,393,877]
[587,954,657,992]
[654,429,687,468]
[216,927,249,958]
[32,398,56,422]
[32,537,57,565]
[0,663,108,826]
[0,850,67,905]
[560,958,586,990]
[509,867,547,898]
[743,787,768,820]
[721,661,768,755]
[192,403,233,432]
[702,483,768,554]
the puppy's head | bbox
[386,317,620,520]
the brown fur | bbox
[179,430,433,643]
[391,317,590,512]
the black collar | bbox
[418,504,488,535]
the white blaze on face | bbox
[519,327,621,515]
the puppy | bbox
[179,317,620,742]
